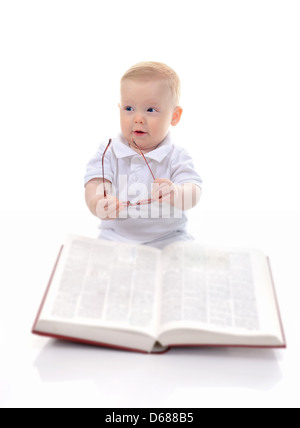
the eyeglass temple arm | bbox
[132,139,156,181]
[102,139,112,197]
[101,138,156,199]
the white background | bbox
[0,0,299,408]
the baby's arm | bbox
[177,182,202,210]
[85,178,124,220]
[152,179,202,211]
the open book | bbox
[32,235,286,353]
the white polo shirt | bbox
[84,132,202,245]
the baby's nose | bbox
[134,114,145,123]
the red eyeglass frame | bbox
[102,138,156,207]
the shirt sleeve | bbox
[84,141,114,186]
[170,147,203,187]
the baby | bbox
[84,62,202,249]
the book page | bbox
[159,243,264,334]
[39,236,161,334]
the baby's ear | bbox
[118,103,121,109]
[171,106,183,126]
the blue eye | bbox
[125,106,134,112]
[147,107,157,113]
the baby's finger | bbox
[151,189,161,201]
[153,178,173,186]
[96,198,117,219]
[154,185,172,200]
[160,186,173,196]
[106,200,125,218]
[108,199,127,217]
[152,183,167,200]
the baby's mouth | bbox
[133,130,147,136]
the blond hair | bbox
[121,61,181,105]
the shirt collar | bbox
[112,133,172,162]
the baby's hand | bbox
[96,195,125,220]
[151,179,179,205]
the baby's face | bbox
[119,78,181,153]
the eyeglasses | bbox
[102,138,156,207]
